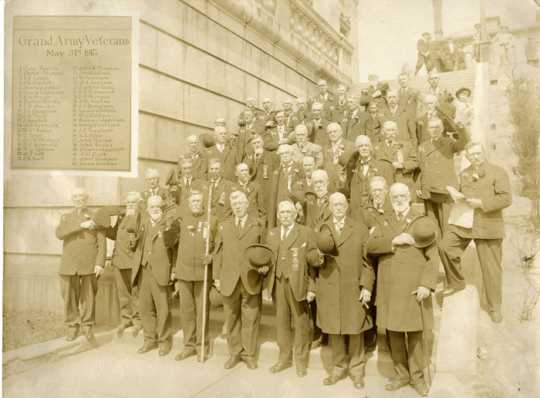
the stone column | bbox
[433,0,443,39]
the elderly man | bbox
[363,176,392,230]
[265,200,321,377]
[173,190,217,361]
[417,93,456,143]
[375,121,418,200]
[331,84,348,123]
[206,158,233,223]
[185,134,208,179]
[213,191,266,369]
[323,122,355,169]
[142,168,169,205]
[439,143,512,322]
[206,125,239,181]
[418,117,468,235]
[269,110,292,147]
[130,195,178,356]
[290,124,323,167]
[397,73,419,117]
[426,71,455,118]
[101,191,143,338]
[367,183,438,396]
[381,90,417,146]
[167,157,206,214]
[317,192,374,389]
[309,79,335,117]
[268,144,304,228]
[345,135,394,221]
[55,188,105,343]
[308,102,331,146]
[225,162,266,222]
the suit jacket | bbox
[323,139,356,168]
[267,164,305,228]
[206,144,239,181]
[367,209,438,332]
[265,223,319,302]
[302,194,333,229]
[450,162,512,239]
[417,128,468,199]
[344,109,368,142]
[206,178,234,222]
[374,140,418,193]
[213,216,264,296]
[105,211,141,269]
[309,93,336,119]
[380,106,418,146]
[416,110,458,144]
[130,217,179,286]
[316,218,374,334]
[224,180,266,222]
[55,209,106,275]
[290,142,323,167]
[397,87,418,117]
[306,117,331,147]
[362,114,383,144]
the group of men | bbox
[56,76,511,396]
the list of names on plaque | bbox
[12,16,133,171]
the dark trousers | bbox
[275,278,311,367]
[178,280,210,350]
[424,198,451,236]
[139,267,172,344]
[113,267,140,327]
[222,280,261,360]
[60,274,97,330]
[328,333,366,380]
[440,231,503,313]
[387,330,426,384]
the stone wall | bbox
[3,0,358,317]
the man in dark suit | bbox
[224,162,266,223]
[129,195,178,356]
[265,200,322,377]
[206,125,239,182]
[415,32,432,75]
[309,79,335,119]
[185,134,208,179]
[417,117,468,235]
[344,97,367,143]
[397,73,419,118]
[323,122,356,171]
[167,157,207,211]
[367,183,438,396]
[317,192,374,389]
[330,84,348,124]
[206,158,233,223]
[260,97,275,124]
[292,97,309,126]
[439,142,512,322]
[381,90,417,147]
[213,191,266,369]
[173,190,217,361]
[55,188,106,343]
[142,168,169,206]
[307,102,331,146]
[363,101,383,144]
[290,124,324,167]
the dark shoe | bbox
[132,325,143,338]
[296,366,307,377]
[158,340,172,356]
[66,327,79,342]
[137,341,158,354]
[83,328,97,346]
[385,378,409,391]
[224,355,241,369]
[270,361,292,373]
[443,284,465,296]
[489,311,503,323]
[323,373,346,386]
[352,378,365,389]
[175,348,196,361]
[116,323,132,338]
[411,381,430,396]
[243,357,258,370]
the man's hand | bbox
[306,291,316,303]
[170,272,176,282]
[202,255,213,267]
[392,233,416,246]
[359,288,371,308]
[416,189,425,200]
[173,281,181,297]
[412,286,431,302]
[466,198,483,209]
[81,220,96,230]
[94,265,105,278]
[213,279,220,292]
[257,265,269,275]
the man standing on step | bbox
[55,187,106,344]
[439,142,512,323]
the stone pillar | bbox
[433,0,443,39]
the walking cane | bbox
[419,298,433,387]
[199,185,213,363]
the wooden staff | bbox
[419,299,432,387]
[199,184,213,363]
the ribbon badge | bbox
[291,247,300,272]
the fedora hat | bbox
[245,244,273,268]
[409,216,437,248]
[200,133,215,148]
[316,224,337,257]
[209,286,223,308]
[455,87,471,98]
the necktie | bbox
[335,220,344,234]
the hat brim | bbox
[414,237,436,249]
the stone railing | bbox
[212,0,355,85]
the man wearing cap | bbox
[267,144,304,228]
[55,188,106,343]
[345,135,394,221]
[380,91,417,147]
[439,142,512,323]
[290,124,323,167]
[172,190,217,361]
[307,102,331,146]
[375,121,418,200]
[265,200,322,377]
[142,168,169,205]
[101,191,143,338]
[129,195,178,356]
[225,163,266,223]
[417,117,468,235]
[316,192,374,389]
[415,32,433,75]
[366,183,438,396]
[213,191,266,370]
[205,125,239,181]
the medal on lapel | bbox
[291,247,299,272]
[263,165,268,179]
[202,221,209,239]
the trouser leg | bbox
[283,281,311,367]
[387,330,410,382]
[415,55,425,75]
[475,239,503,313]
[79,274,97,329]
[329,334,347,377]
[348,333,366,380]
[407,331,426,385]
[275,278,293,363]
[131,282,141,327]
[179,280,197,348]
[149,275,171,344]
[240,283,261,360]
[310,300,322,341]
[60,274,80,328]
[194,280,210,349]
[223,281,243,357]
[139,268,157,343]
[439,231,470,288]
[114,267,134,326]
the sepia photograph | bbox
[2,0,540,397]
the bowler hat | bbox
[245,244,273,268]
[200,133,215,148]
[209,286,223,308]
[316,225,337,256]
[455,87,471,98]
[409,216,437,248]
